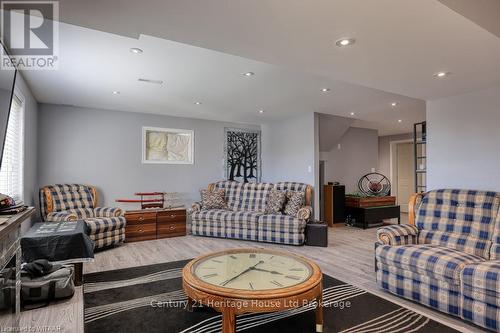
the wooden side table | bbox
[124,208,186,242]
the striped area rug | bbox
[83,260,458,333]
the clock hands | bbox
[250,267,283,275]
[220,260,264,286]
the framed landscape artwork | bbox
[224,128,261,183]
[142,127,194,164]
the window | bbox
[0,93,24,202]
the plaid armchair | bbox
[375,189,500,331]
[40,184,126,249]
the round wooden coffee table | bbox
[182,248,323,333]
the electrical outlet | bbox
[308,165,312,173]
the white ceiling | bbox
[16,0,500,135]
[55,0,500,101]
[20,22,425,135]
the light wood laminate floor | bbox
[18,219,484,333]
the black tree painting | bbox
[225,129,261,183]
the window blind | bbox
[0,94,24,203]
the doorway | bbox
[390,140,415,213]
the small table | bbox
[183,248,323,333]
[20,221,94,286]
[346,205,400,229]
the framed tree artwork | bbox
[224,128,261,183]
[142,127,194,164]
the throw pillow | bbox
[200,189,228,210]
[284,191,305,217]
[264,189,286,214]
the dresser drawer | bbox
[157,210,186,223]
[125,223,156,238]
[125,212,157,225]
[157,222,186,238]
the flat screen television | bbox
[0,42,17,169]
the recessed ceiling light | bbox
[391,102,398,107]
[242,72,255,77]
[194,101,202,105]
[336,38,356,47]
[258,110,265,114]
[130,48,143,54]
[350,112,355,116]
[398,119,403,123]
[434,71,451,78]
[138,78,163,85]
[321,88,331,93]
[112,91,120,95]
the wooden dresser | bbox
[124,208,187,242]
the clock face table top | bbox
[182,248,324,333]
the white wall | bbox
[261,112,317,215]
[37,104,260,208]
[320,127,378,193]
[261,113,316,185]
[427,85,500,191]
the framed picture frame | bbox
[142,126,194,164]
[224,127,261,183]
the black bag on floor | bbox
[21,260,75,308]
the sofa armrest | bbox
[94,207,123,217]
[376,224,419,245]
[297,205,312,221]
[46,211,78,222]
[191,202,202,212]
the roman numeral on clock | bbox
[203,273,218,278]
[285,275,301,280]
[211,259,222,263]
[289,268,304,272]
[229,255,237,259]
[249,254,256,258]
[271,280,283,287]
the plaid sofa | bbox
[39,184,126,249]
[191,181,313,245]
[375,189,500,331]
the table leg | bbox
[316,293,324,333]
[222,307,236,333]
[74,263,83,286]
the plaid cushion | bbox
[461,261,500,307]
[416,189,500,259]
[258,214,306,233]
[92,231,125,249]
[94,207,123,218]
[376,224,419,245]
[377,265,461,316]
[85,216,126,234]
[66,208,95,219]
[190,219,226,238]
[376,244,484,283]
[213,181,274,212]
[273,182,309,192]
[257,229,304,245]
[418,230,492,258]
[461,295,499,331]
[45,211,77,222]
[90,229,123,241]
[491,214,500,259]
[214,181,242,211]
[46,184,95,212]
